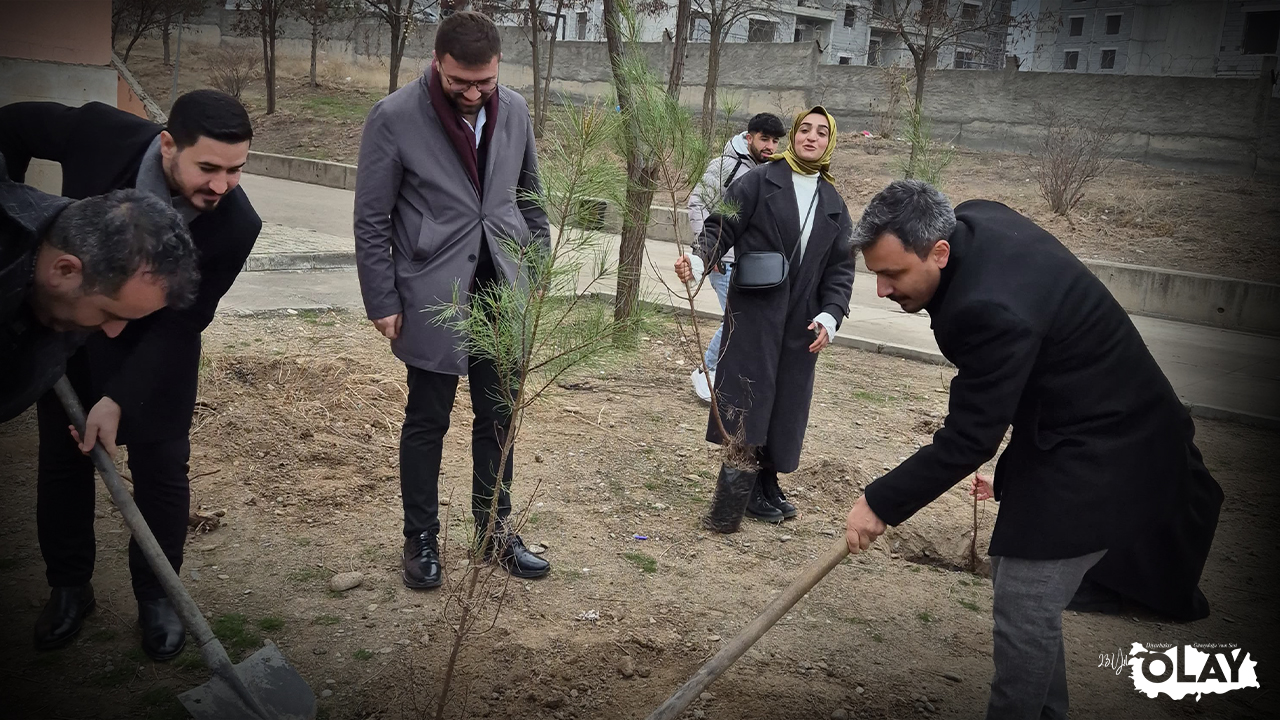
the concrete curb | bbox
[244,252,357,272]
[1185,402,1280,431]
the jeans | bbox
[704,265,732,372]
[986,549,1108,720]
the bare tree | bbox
[235,0,289,114]
[604,0,692,322]
[691,0,777,137]
[868,0,1037,171]
[363,0,428,93]
[112,0,203,62]
[290,0,356,87]
[1029,103,1120,215]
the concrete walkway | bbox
[225,174,1280,426]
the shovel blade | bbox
[179,645,317,720]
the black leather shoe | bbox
[487,534,550,579]
[1066,578,1123,615]
[745,482,785,523]
[34,584,95,651]
[761,475,798,519]
[403,532,443,589]
[139,597,187,661]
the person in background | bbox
[685,113,786,402]
[675,107,856,526]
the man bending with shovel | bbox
[842,181,1223,719]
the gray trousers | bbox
[986,549,1107,720]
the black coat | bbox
[0,156,79,422]
[863,200,1222,621]
[0,102,262,441]
[694,160,856,472]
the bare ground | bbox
[0,312,1276,719]
[121,42,1280,285]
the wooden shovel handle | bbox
[645,535,850,720]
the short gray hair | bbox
[852,180,956,258]
[46,189,200,308]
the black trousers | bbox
[400,356,514,542]
[35,370,190,602]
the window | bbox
[795,24,815,42]
[1064,50,1079,70]
[954,49,977,68]
[844,5,857,28]
[748,18,777,43]
[1068,16,1084,37]
[961,2,981,22]
[839,55,853,65]
[867,37,881,66]
[1105,14,1121,35]
[1100,49,1116,69]
[919,0,944,23]
[1243,11,1280,55]
[576,11,587,40]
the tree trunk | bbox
[702,28,723,138]
[667,0,691,97]
[906,53,927,176]
[388,15,404,94]
[310,23,320,88]
[263,27,276,114]
[537,0,567,137]
[529,0,542,137]
[162,18,171,65]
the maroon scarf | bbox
[426,64,499,198]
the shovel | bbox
[646,535,851,720]
[54,377,316,720]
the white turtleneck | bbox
[792,171,820,263]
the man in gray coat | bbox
[354,11,551,589]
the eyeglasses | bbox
[441,71,498,94]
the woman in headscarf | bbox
[675,106,857,531]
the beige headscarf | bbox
[770,105,838,182]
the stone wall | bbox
[177,7,1279,175]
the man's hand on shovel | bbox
[68,396,121,456]
[845,496,886,554]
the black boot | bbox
[760,471,798,519]
[402,531,442,589]
[702,463,756,533]
[138,597,187,661]
[745,479,785,523]
[34,584,95,651]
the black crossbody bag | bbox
[730,186,820,291]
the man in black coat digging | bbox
[0,90,261,660]
[843,180,1222,720]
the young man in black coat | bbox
[0,91,261,660]
[843,180,1223,719]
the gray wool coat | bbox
[693,160,857,473]
[354,77,550,375]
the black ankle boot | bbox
[760,472,797,519]
[138,597,186,661]
[745,479,785,523]
[402,532,442,589]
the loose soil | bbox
[0,312,1275,719]
[123,41,1280,284]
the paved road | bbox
[225,174,1280,425]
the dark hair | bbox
[747,113,786,138]
[852,180,956,259]
[435,11,502,66]
[166,89,253,149]
[47,189,201,308]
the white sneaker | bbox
[690,368,712,403]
